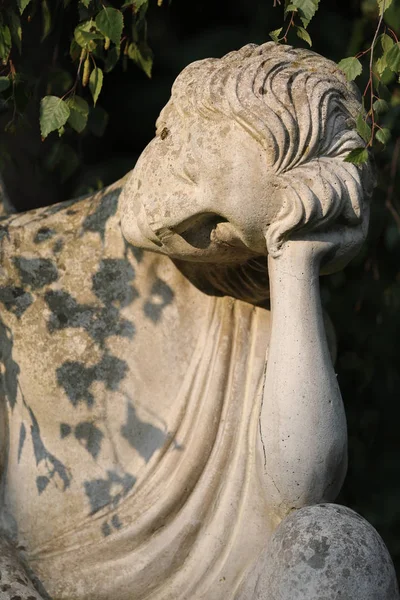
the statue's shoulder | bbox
[0,176,126,257]
[0,177,134,322]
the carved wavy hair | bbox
[169,42,375,256]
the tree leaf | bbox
[17,0,31,15]
[376,127,391,145]
[74,21,103,48]
[127,41,153,78]
[66,95,89,133]
[373,99,389,114]
[285,3,298,14]
[41,0,52,41]
[0,25,12,64]
[378,0,393,15]
[269,28,283,43]
[8,11,22,54]
[344,147,369,165]
[380,33,394,53]
[40,96,70,139]
[291,0,320,27]
[386,42,400,72]
[296,26,312,46]
[89,67,103,106]
[337,56,363,81]
[80,0,92,7]
[95,8,124,46]
[356,113,371,143]
[0,76,10,92]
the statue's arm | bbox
[258,226,364,519]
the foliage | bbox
[271,0,400,164]
[0,0,158,144]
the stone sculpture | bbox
[0,42,397,599]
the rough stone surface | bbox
[0,41,393,600]
[244,504,399,600]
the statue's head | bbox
[121,42,374,266]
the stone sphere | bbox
[254,504,399,600]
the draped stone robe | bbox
[0,180,273,600]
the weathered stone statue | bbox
[0,42,397,599]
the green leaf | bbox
[41,0,51,41]
[8,11,22,54]
[269,28,283,43]
[89,67,103,106]
[127,41,153,78]
[74,21,103,48]
[386,42,400,72]
[285,3,298,13]
[80,0,91,7]
[380,33,394,53]
[344,147,369,165]
[376,55,387,76]
[291,0,320,27]
[40,96,70,140]
[296,26,312,46]
[17,0,31,15]
[373,99,389,114]
[95,8,124,46]
[376,127,391,145]
[337,56,363,81]
[0,25,12,64]
[0,76,10,92]
[66,95,89,133]
[378,0,393,15]
[356,113,371,143]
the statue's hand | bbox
[280,220,368,275]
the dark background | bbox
[1,0,399,575]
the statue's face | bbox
[120,101,281,263]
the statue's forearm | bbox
[0,536,46,599]
[258,242,347,518]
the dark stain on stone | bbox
[28,406,71,491]
[124,240,144,264]
[45,290,135,347]
[52,238,64,254]
[143,278,174,323]
[0,286,33,318]
[84,469,136,514]
[1,584,10,591]
[82,192,119,241]
[34,227,56,244]
[75,421,104,459]
[92,258,138,307]
[60,423,72,438]
[14,257,58,290]
[56,353,128,407]
[121,402,166,463]
[0,224,9,242]
[101,522,111,537]
[111,514,122,529]
[36,475,50,495]
[306,536,330,569]
[17,422,26,462]
[0,318,20,409]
